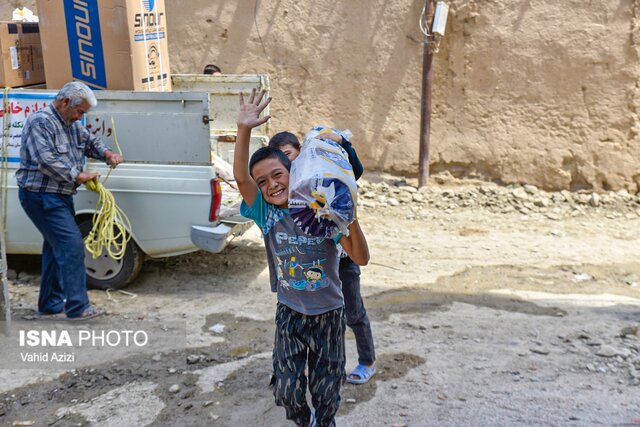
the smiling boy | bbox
[233,90,369,427]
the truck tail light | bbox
[209,178,222,222]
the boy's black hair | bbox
[249,147,291,178]
[268,131,301,150]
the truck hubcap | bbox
[84,248,122,280]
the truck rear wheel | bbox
[78,219,144,290]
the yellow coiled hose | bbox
[83,117,130,260]
[84,177,131,260]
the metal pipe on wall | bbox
[419,0,434,188]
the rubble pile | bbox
[357,180,640,220]
[565,326,640,386]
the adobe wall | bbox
[166,0,640,191]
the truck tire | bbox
[78,219,144,290]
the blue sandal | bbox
[347,364,377,385]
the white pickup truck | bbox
[2,74,268,289]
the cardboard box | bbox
[0,22,46,88]
[36,0,171,91]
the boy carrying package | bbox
[233,90,370,427]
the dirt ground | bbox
[2,177,640,426]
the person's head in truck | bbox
[53,81,97,126]
[203,64,222,75]
[269,130,344,162]
[248,147,291,208]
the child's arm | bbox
[234,89,272,206]
[339,218,370,266]
[323,131,368,263]
[338,136,364,180]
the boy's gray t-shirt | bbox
[241,192,343,315]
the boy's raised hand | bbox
[234,88,272,207]
[237,88,272,129]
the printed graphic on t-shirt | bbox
[273,231,330,292]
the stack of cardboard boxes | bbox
[1,0,172,91]
[0,22,45,88]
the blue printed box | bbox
[36,0,171,91]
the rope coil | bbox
[84,178,131,260]
[84,117,130,260]
[2,87,11,233]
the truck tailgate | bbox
[89,91,212,165]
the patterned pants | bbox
[271,303,346,427]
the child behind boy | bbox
[233,89,370,427]
[269,130,377,385]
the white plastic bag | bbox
[12,8,38,22]
[289,126,357,239]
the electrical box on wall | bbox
[432,2,449,37]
